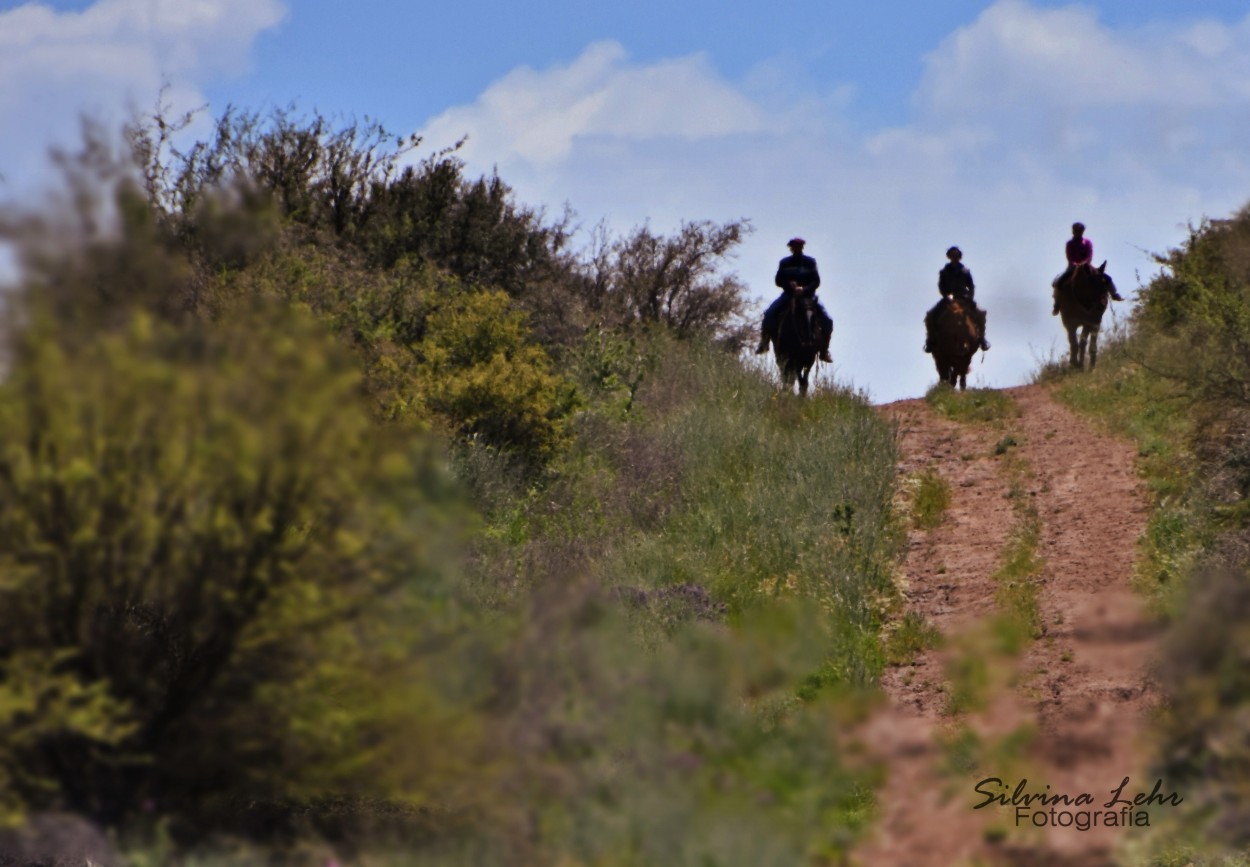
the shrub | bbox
[0,305,475,833]
[584,220,755,348]
[415,289,580,461]
[910,469,952,530]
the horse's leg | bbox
[798,367,810,397]
[1078,327,1090,370]
[1067,324,1080,368]
[959,372,967,391]
[1088,327,1099,370]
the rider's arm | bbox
[775,261,791,290]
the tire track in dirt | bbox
[851,385,1157,867]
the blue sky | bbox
[5,0,1250,400]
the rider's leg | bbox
[976,306,990,351]
[1052,267,1073,315]
[757,295,784,353]
[816,303,833,362]
[923,302,942,353]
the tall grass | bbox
[924,385,1018,424]
[990,468,1044,655]
[398,338,907,865]
[909,469,953,530]
[606,343,901,624]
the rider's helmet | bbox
[946,246,962,260]
[787,237,806,248]
[1072,222,1085,235]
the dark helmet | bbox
[1072,222,1086,234]
[946,246,962,259]
[787,237,806,247]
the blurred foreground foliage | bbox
[0,109,905,865]
[1042,204,1250,864]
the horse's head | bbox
[1097,262,1117,296]
[1073,260,1114,294]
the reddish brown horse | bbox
[927,297,979,390]
[1056,261,1117,370]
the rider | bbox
[756,237,833,363]
[1052,222,1121,314]
[924,246,990,353]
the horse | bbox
[927,296,979,390]
[772,290,824,396]
[1056,261,1116,370]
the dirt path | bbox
[850,384,1159,867]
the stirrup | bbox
[818,350,832,363]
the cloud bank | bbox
[419,1,1250,401]
[0,0,285,193]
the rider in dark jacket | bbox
[924,246,990,353]
[756,238,833,362]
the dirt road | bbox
[851,385,1159,867]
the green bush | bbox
[209,248,581,461]
[910,469,952,529]
[415,289,580,461]
[0,305,476,832]
[1136,210,1250,406]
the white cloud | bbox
[909,0,1250,176]
[422,41,768,167]
[918,1,1250,113]
[0,0,285,196]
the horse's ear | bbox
[1098,261,1107,273]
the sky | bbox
[4,0,1250,402]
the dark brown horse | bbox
[928,297,979,390]
[773,291,824,395]
[1056,261,1117,370]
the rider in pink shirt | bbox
[1052,222,1120,314]
[1066,232,1093,269]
